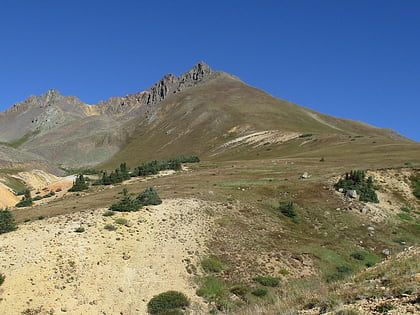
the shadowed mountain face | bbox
[0,62,416,169]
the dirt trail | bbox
[0,198,213,314]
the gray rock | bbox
[346,190,358,198]
[300,172,310,179]
[382,249,391,256]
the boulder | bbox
[346,190,358,198]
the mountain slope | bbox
[103,69,417,168]
[0,62,416,170]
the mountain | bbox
[0,63,419,315]
[0,62,417,170]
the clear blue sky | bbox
[1,0,419,141]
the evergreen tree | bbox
[0,209,17,234]
[68,174,89,192]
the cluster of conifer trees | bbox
[335,169,379,203]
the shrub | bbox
[16,188,30,196]
[103,210,115,217]
[279,201,299,222]
[401,207,411,213]
[299,133,313,138]
[137,187,162,206]
[147,291,190,314]
[251,287,268,297]
[350,252,365,261]
[37,216,45,220]
[196,276,228,305]
[279,269,290,275]
[109,189,141,212]
[397,213,413,221]
[74,226,85,233]
[15,197,33,207]
[32,196,43,201]
[230,285,247,297]
[0,273,5,285]
[410,175,420,199]
[114,218,128,226]
[104,224,117,231]
[337,265,353,274]
[253,276,280,287]
[0,209,17,234]
[201,257,223,273]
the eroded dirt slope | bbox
[0,198,213,314]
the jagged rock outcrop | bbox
[96,62,214,116]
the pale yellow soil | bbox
[0,183,19,208]
[0,198,213,315]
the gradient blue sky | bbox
[1,0,419,141]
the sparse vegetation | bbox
[196,276,231,311]
[147,291,190,314]
[0,209,17,234]
[251,287,268,297]
[253,276,280,287]
[201,257,223,273]
[0,273,5,285]
[104,224,116,231]
[114,218,128,225]
[102,210,115,217]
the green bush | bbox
[147,291,190,314]
[104,224,117,231]
[201,257,223,273]
[137,187,162,206]
[299,133,313,138]
[103,210,115,217]
[196,276,228,303]
[253,276,280,287]
[251,287,268,297]
[279,201,299,222]
[0,209,17,234]
[0,273,5,285]
[74,227,85,233]
[411,175,420,199]
[109,189,141,212]
[401,207,411,213]
[114,218,128,226]
[397,213,413,221]
[350,252,365,261]
[15,197,33,207]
